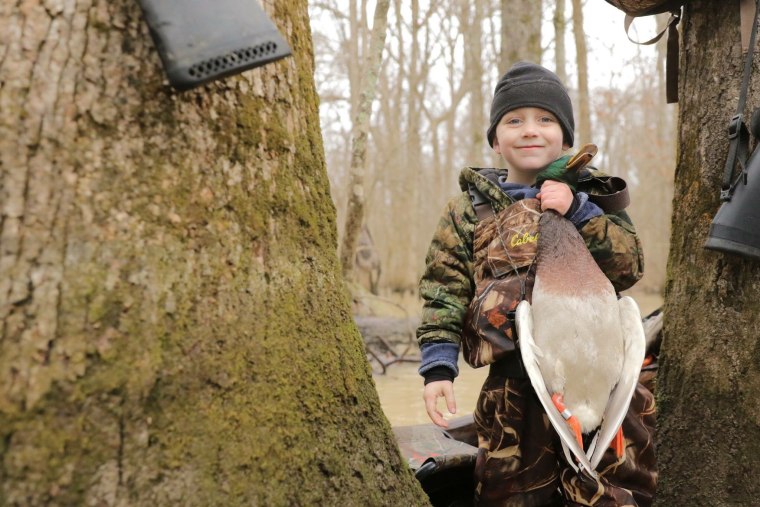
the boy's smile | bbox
[492,106,568,184]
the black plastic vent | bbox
[188,42,279,79]
[136,0,292,90]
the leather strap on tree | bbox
[741,0,756,52]
[624,10,682,103]
[722,0,760,201]
[666,12,680,103]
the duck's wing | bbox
[587,296,646,469]
[515,300,598,477]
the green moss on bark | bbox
[0,0,428,505]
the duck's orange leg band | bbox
[551,393,584,450]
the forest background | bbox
[309,0,677,305]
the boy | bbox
[417,62,657,506]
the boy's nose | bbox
[522,122,539,136]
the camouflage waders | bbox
[463,198,657,506]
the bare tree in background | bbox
[400,0,425,290]
[338,0,391,282]
[310,0,368,235]
[572,0,591,145]
[313,0,506,295]
[656,3,760,503]
[593,57,675,294]
[366,0,464,292]
[0,0,427,504]
[500,0,542,70]
[589,13,676,294]
[554,0,568,83]
[460,0,487,165]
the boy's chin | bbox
[509,165,547,173]
[505,154,561,173]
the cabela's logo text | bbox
[510,231,539,247]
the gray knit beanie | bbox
[487,62,575,148]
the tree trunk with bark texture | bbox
[571,0,591,146]
[0,0,428,505]
[500,0,542,72]
[554,0,568,84]
[339,0,390,281]
[657,2,760,504]
[462,0,486,165]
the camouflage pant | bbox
[473,374,657,507]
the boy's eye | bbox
[505,117,522,125]
[538,116,556,123]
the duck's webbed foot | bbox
[611,426,625,458]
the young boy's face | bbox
[492,106,568,180]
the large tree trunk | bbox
[657,1,760,504]
[0,1,428,505]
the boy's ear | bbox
[493,138,502,155]
[563,143,571,151]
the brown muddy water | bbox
[373,292,663,427]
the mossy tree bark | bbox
[0,0,428,505]
[657,1,760,504]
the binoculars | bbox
[704,109,760,261]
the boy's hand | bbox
[423,380,456,428]
[537,180,573,215]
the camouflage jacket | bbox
[416,166,644,350]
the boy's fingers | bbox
[424,395,448,428]
[423,382,455,428]
[432,410,448,428]
[443,383,457,414]
[537,183,572,214]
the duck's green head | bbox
[534,155,578,191]
[533,144,598,191]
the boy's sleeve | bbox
[416,195,476,375]
[579,209,644,292]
